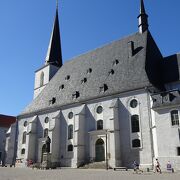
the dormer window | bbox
[81,78,87,84]
[108,69,114,75]
[99,84,108,93]
[113,59,119,65]
[87,68,92,74]
[59,84,64,90]
[72,91,80,99]
[49,97,56,105]
[65,75,70,80]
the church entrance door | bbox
[95,139,105,162]
[41,144,46,162]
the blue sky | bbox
[0,0,180,116]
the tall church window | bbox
[97,120,103,130]
[44,128,48,138]
[40,72,44,87]
[171,110,179,126]
[131,115,140,133]
[68,144,73,152]
[22,131,27,144]
[132,139,141,148]
[68,125,73,139]
[177,147,180,156]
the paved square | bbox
[0,168,180,180]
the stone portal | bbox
[95,139,105,162]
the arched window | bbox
[40,72,44,87]
[131,115,140,133]
[132,139,141,148]
[171,110,179,126]
[68,144,73,151]
[97,120,103,130]
[22,131,27,144]
[44,128,48,138]
[68,125,73,139]
[21,148,25,155]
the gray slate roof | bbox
[20,31,162,116]
[163,54,180,83]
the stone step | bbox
[81,161,108,169]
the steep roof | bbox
[19,30,164,117]
[0,114,16,128]
[45,8,62,67]
[163,54,180,83]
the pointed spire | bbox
[56,0,58,11]
[45,0,62,67]
[140,0,146,14]
[138,0,149,33]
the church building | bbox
[9,0,180,169]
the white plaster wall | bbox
[34,66,50,89]
[153,107,180,170]
[50,111,61,165]
[5,123,17,165]
[16,89,154,169]
[60,105,85,167]
[87,98,120,167]
[34,65,59,99]
[17,117,32,162]
[0,127,8,164]
[118,90,153,168]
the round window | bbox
[24,121,28,127]
[68,112,73,119]
[44,117,49,123]
[96,106,103,114]
[130,99,138,108]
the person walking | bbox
[154,159,162,174]
[133,160,143,173]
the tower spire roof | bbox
[45,1,62,67]
[56,0,58,11]
[138,0,149,33]
[140,0,146,14]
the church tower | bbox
[34,3,62,99]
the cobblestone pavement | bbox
[0,168,180,180]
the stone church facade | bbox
[9,1,180,169]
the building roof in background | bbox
[0,114,16,128]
